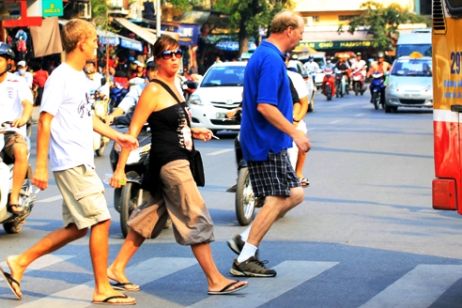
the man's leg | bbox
[247,187,304,247]
[89,219,135,304]
[191,242,247,293]
[9,142,28,208]
[6,224,88,298]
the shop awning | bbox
[114,17,157,46]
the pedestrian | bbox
[15,60,33,89]
[0,43,33,215]
[226,10,310,278]
[0,19,138,305]
[107,35,248,295]
[286,60,311,187]
[32,61,48,106]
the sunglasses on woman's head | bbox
[160,49,183,60]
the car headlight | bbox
[188,94,203,106]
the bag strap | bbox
[151,79,184,104]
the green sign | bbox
[299,40,374,50]
[42,0,63,17]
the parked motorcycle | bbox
[233,133,264,226]
[370,71,386,110]
[351,69,366,96]
[109,125,151,237]
[91,91,111,156]
[321,68,335,101]
[0,122,37,234]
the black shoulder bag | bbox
[151,79,205,186]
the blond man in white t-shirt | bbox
[0,43,33,215]
[0,20,138,305]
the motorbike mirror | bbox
[101,77,107,87]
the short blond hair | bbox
[270,11,303,34]
[62,19,95,53]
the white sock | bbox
[237,242,258,263]
[240,225,251,242]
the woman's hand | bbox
[110,169,127,188]
[192,127,213,141]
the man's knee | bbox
[12,142,28,162]
[289,187,304,207]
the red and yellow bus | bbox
[432,0,462,213]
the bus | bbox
[396,28,431,58]
[432,0,462,214]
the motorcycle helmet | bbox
[377,51,385,58]
[0,43,15,60]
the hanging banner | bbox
[42,0,63,17]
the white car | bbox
[384,56,433,113]
[188,62,246,132]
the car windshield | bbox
[391,58,432,77]
[201,66,245,87]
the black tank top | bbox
[142,80,193,193]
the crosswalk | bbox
[1,255,462,307]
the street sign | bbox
[42,0,63,17]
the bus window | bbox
[446,0,462,16]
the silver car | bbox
[187,62,246,133]
[384,56,433,113]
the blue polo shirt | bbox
[240,40,293,161]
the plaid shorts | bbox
[248,150,300,197]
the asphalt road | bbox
[1,92,462,307]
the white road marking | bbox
[355,113,365,117]
[206,149,233,156]
[0,255,73,273]
[188,260,338,308]
[16,257,196,308]
[328,120,342,124]
[36,195,62,203]
[360,264,462,308]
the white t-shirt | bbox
[0,72,33,136]
[287,70,309,99]
[40,63,94,171]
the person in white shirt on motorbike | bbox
[0,43,33,215]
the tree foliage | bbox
[213,0,294,55]
[339,1,430,51]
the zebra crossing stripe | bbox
[188,260,338,308]
[360,264,462,308]
[0,254,73,273]
[16,257,196,308]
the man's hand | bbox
[293,130,311,153]
[32,167,49,190]
[11,116,29,128]
[115,133,138,150]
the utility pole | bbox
[156,0,161,39]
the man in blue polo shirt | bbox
[227,11,310,277]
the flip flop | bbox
[0,265,22,300]
[298,177,310,187]
[207,280,248,295]
[110,280,140,292]
[91,294,136,305]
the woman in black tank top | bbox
[107,36,247,295]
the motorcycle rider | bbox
[367,52,391,105]
[334,56,351,92]
[84,59,109,99]
[0,43,33,215]
[351,52,367,76]
[303,56,319,80]
[106,57,157,125]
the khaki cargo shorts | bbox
[54,164,111,230]
[128,159,214,245]
[2,132,28,163]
